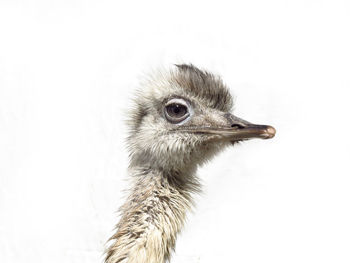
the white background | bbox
[1,1,349,262]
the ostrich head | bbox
[127,64,275,173]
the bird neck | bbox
[105,166,200,263]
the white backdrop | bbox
[1,1,349,262]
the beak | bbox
[217,113,276,141]
[179,113,276,142]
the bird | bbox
[105,64,276,263]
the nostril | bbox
[231,123,245,129]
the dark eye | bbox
[164,102,190,123]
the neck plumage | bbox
[105,166,200,263]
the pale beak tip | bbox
[264,126,276,139]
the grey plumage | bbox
[105,64,275,263]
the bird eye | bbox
[164,100,190,123]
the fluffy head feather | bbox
[127,64,235,172]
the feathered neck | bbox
[105,166,200,263]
